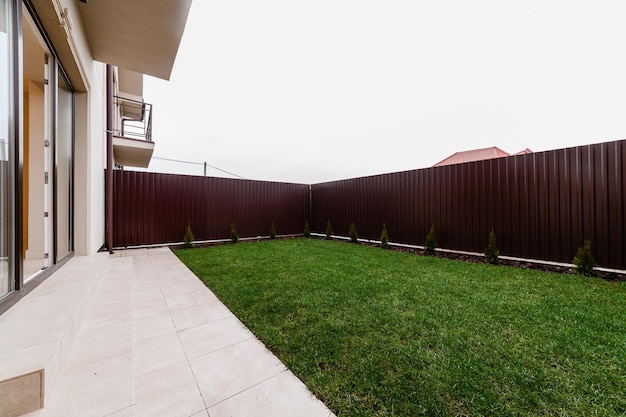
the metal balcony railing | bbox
[114,95,153,142]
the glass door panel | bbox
[56,73,72,261]
[22,8,51,281]
[0,0,11,298]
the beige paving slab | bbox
[64,322,132,369]
[135,361,205,417]
[190,337,287,408]
[133,294,169,318]
[178,316,255,359]
[208,370,335,417]
[134,331,187,377]
[190,410,210,417]
[170,300,235,331]
[133,309,177,341]
[103,406,135,417]
[77,299,132,331]
[161,283,219,310]
[36,352,134,417]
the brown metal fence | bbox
[311,140,625,270]
[113,171,310,247]
[113,139,625,270]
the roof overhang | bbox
[76,0,192,80]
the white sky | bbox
[143,0,626,184]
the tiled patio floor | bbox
[5,247,334,417]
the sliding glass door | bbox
[0,0,74,308]
[22,8,52,280]
[0,0,12,299]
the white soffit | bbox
[76,0,193,80]
[118,68,143,98]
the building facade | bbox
[0,0,192,312]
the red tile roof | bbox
[514,148,533,155]
[433,146,511,167]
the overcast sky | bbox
[143,0,626,184]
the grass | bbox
[174,239,626,416]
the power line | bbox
[152,156,247,179]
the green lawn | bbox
[174,239,626,417]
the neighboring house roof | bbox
[433,146,533,167]
[433,146,511,167]
[514,148,533,155]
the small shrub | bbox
[424,224,437,255]
[325,221,333,240]
[380,223,389,249]
[485,229,500,265]
[270,222,277,239]
[230,223,239,244]
[573,240,597,277]
[349,222,358,244]
[304,221,311,238]
[183,223,194,249]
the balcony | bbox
[112,95,154,168]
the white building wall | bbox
[49,1,108,255]
[72,63,107,255]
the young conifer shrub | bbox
[325,221,333,240]
[349,222,358,244]
[303,221,311,238]
[485,229,500,264]
[573,240,597,276]
[270,222,277,239]
[230,223,239,244]
[380,223,389,249]
[424,224,437,255]
[183,223,194,249]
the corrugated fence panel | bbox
[310,139,625,269]
[113,171,310,247]
[607,140,625,268]
[113,139,625,270]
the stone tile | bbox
[135,362,205,417]
[121,248,148,257]
[208,371,336,417]
[190,338,286,407]
[133,292,169,318]
[89,287,132,308]
[79,300,132,331]
[134,332,187,377]
[0,314,69,356]
[64,323,132,369]
[170,301,234,331]
[190,410,210,417]
[133,309,176,341]
[161,284,218,310]
[178,317,254,359]
[37,353,134,417]
[0,343,57,383]
[104,406,135,416]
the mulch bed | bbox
[390,245,625,281]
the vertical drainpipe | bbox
[106,65,113,253]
